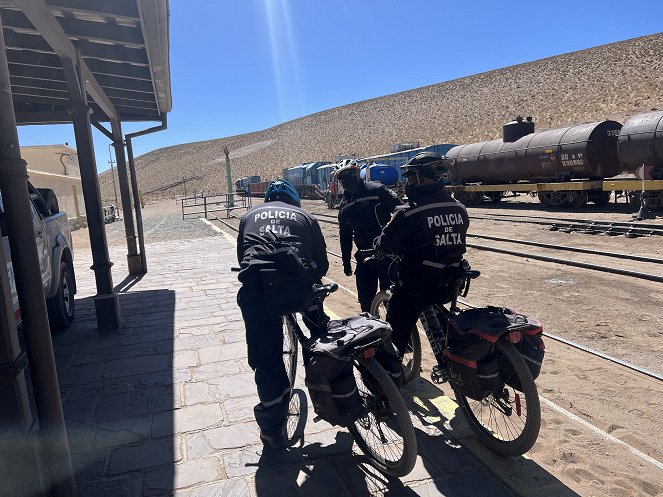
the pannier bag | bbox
[446,307,544,397]
[304,313,394,426]
[445,307,508,400]
[499,312,545,390]
[304,354,362,427]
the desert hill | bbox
[99,32,663,201]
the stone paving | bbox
[49,228,519,496]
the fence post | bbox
[204,195,208,219]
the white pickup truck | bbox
[1,182,77,329]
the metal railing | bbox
[180,190,251,219]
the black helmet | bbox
[401,152,453,181]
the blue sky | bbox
[16,0,663,172]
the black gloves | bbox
[343,262,353,276]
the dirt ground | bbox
[304,196,663,497]
[73,197,663,496]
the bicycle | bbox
[281,282,417,476]
[371,260,541,457]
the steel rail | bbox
[471,215,663,236]
[308,214,663,274]
[484,212,663,230]
[467,242,663,283]
[210,217,662,382]
[543,332,663,382]
[470,234,663,265]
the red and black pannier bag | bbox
[445,307,510,400]
[499,310,545,390]
[304,313,393,426]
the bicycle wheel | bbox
[370,291,422,383]
[454,340,541,456]
[348,357,417,477]
[282,315,299,390]
[283,316,300,442]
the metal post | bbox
[0,15,77,495]
[63,55,120,330]
[204,195,208,219]
[125,139,147,273]
[224,146,234,207]
[110,119,140,274]
[108,144,119,216]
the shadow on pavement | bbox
[43,289,177,495]
[405,378,582,497]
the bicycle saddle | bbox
[311,283,338,301]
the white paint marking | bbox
[540,396,663,471]
[322,276,358,298]
[200,218,236,245]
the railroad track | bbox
[307,210,663,283]
[209,215,663,383]
[470,213,663,237]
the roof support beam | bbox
[110,118,141,274]
[12,0,117,119]
[0,13,76,496]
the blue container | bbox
[364,164,400,185]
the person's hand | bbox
[343,262,353,276]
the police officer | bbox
[337,161,402,312]
[236,179,329,448]
[374,152,469,356]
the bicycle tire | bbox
[454,340,541,456]
[283,315,299,391]
[348,357,417,477]
[283,316,301,442]
[370,291,422,383]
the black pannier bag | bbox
[447,307,545,395]
[445,307,510,400]
[304,313,393,426]
[304,354,362,427]
[499,311,545,390]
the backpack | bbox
[237,233,315,294]
[304,313,395,426]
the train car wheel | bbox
[537,192,553,207]
[569,191,587,208]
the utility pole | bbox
[108,143,119,219]
[224,145,233,207]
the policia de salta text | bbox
[374,152,469,356]
[236,180,329,448]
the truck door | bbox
[30,201,51,289]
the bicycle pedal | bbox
[431,366,448,384]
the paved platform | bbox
[50,229,518,496]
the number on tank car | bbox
[560,153,584,168]
[606,129,619,137]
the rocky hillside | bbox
[99,33,663,200]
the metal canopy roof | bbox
[0,0,171,125]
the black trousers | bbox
[355,257,394,312]
[386,272,452,356]
[237,281,320,438]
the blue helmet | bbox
[265,179,301,207]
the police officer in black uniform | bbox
[337,162,402,312]
[374,152,469,356]
[236,179,329,448]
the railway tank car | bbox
[447,118,622,206]
[618,110,663,180]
